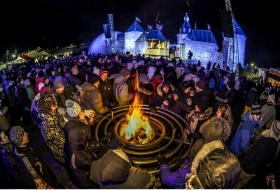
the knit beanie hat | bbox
[65,100,81,118]
[162,81,171,88]
[88,74,100,84]
[9,126,25,147]
[196,80,206,90]
[24,79,30,86]
[196,100,210,113]
[251,102,261,114]
[53,79,63,90]
[139,73,150,84]
[99,70,109,77]
[120,68,131,77]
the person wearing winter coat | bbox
[0,106,10,132]
[254,94,276,136]
[63,100,101,188]
[242,84,259,116]
[229,103,261,156]
[113,68,133,106]
[68,66,83,91]
[235,120,280,188]
[163,63,178,88]
[23,79,35,101]
[149,81,174,112]
[16,77,31,109]
[185,116,240,189]
[90,149,155,189]
[192,80,209,108]
[98,70,118,108]
[214,80,235,111]
[9,126,61,189]
[137,73,154,105]
[80,73,109,116]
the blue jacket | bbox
[160,158,192,189]
[229,111,259,155]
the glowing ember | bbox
[119,73,154,144]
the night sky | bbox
[1,0,279,68]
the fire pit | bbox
[94,104,191,174]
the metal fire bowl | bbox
[94,105,191,174]
[114,117,166,150]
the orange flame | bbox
[119,72,154,144]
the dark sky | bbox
[1,0,279,68]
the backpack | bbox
[208,78,215,89]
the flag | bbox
[135,17,141,22]
[207,23,211,30]
[147,25,153,29]
[156,24,163,31]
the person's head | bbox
[195,100,210,113]
[161,81,171,94]
[71,66,79,76]
[17,77,24,85]
[182,81,194,94]
[23,79,30,87]
[120,68,131,79]
[9,126,29,147]
[216,104,233,128]
[38,91,57,115]
[139,73,150,85]
[65,100,84,120]
[195,80,205,92]
[0,131,10,145]
[262,120,280,141]
[267,93,275,104]
[43,74,50,85]
[200,116,231,143]
[53,79,64,94]
[99,70,109,82]
[88,74,100,88]
[250,102,261,121]
[226,80,234,90]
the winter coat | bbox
[78,65,90,83]
[30,93,42,127]
[186,140,240,189]
[64,119,97,188]
[183,73,200,84]
[229,111,259,156]
[160,156,192,189]
[113,74,132,106]
[7,85,17,106]
[80,82,109,114]
[39,109,66,163]
[35,77,44,94]
[0,106,10,132]
[13,146,60,189]
[192,90,209,108]
[98,79,116,107]
[239,137,278,174]
[164,67,178,87]
[25,85,35,101]
[68,74,83,91]
[16,84,31,107]
[149,85,173,110]
[90,149,155,189]
[245,87,259,107]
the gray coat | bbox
[113,74,132,106]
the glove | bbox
[86,141,102,153]
[150,107,156,113]
[84,110,95,118]
[156,154,168,165]
[171,157,185,169]
[107,138,119,149]
[101,133,111,145]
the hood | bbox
[199,116,231,142]
[114,73,127,84]
[98,149,130,183]
[64,120,90,150]
[186,141,240,189]
[156,82,175,96]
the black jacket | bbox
[98,79,116,107]
[68,74,83,91]
[16,84,30,107]
[239,137,278,174]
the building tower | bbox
[108,14,116,54]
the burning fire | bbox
[119,74,155,144]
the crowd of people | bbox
[0,52,280,189]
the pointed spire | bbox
[207,23,211,30]
[194,22,197,30]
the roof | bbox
[136,30,166,41]
[19,50,50,60]
[190,30,217,44]
[126,21,144,33]
[233,20,245,35]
